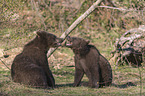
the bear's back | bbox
[99,55,112,86]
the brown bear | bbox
[11,30,63,88]
[65,36,112,88]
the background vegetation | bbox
[0,0,145,95]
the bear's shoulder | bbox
[88,45,100,54]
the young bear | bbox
[65,36,112,88]
[11,31,63,88]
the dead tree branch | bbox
[0,59,10,70]
[47,0,103,57]
[98,6,145,12]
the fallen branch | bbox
[47,0,103,57]
[98,6,144,12]
[0,58,10,70]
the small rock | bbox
[3,54,9,58]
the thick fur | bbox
[65,36,112,88]
[11,31,62,88]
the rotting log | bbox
[111,25,145,67]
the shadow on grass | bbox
[55,81,137,89]
[55,83,73,88]
[80,81,137,88]
[112,82,137,88]
[55,81,89,88]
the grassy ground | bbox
[0,28,145,96]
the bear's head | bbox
[65,36,90,55]
[36,31,63,48]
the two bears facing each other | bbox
[65,36,112,88]
[11,31,112,89]
[11,31,63,89]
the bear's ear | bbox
[36,30,44,38]
[86,40,90,44]
[33,30,41,38]
[36,31,41,37]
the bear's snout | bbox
[52,38,63,47]
[66,36,72,41]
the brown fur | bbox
[11,31,63,88]
[65,36,112,88]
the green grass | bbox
[0,66,145,96]
[0,55,145,96]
